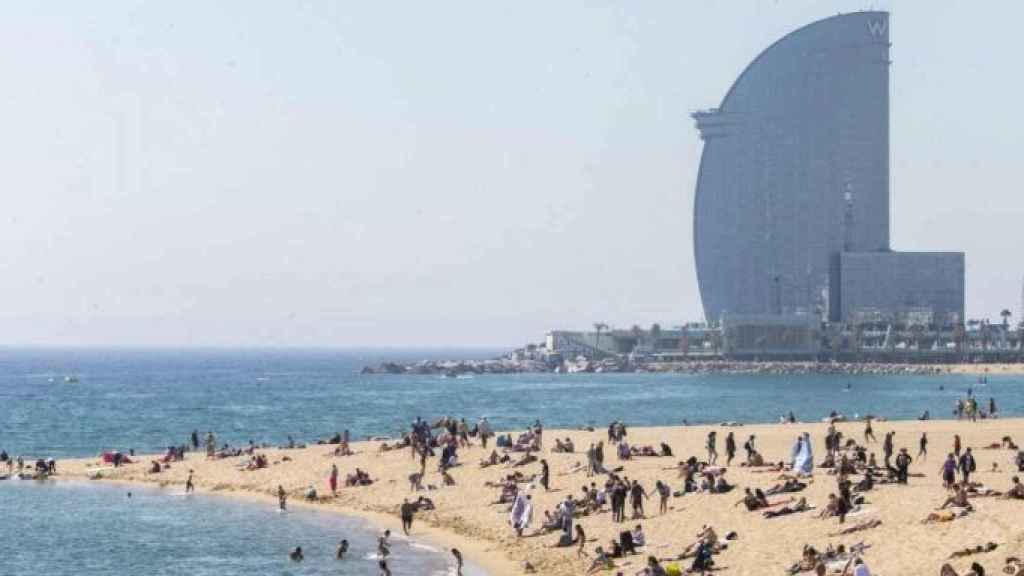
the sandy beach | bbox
[56,417,1024,576]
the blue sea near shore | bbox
[1,347,1020,459]
[1,347,1020,576]
[0,479,479,576]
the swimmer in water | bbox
[452,548,464,575]
[336,539,348,559]
[289,546,303,562]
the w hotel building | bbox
[692,12,964,327]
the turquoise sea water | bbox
[0,348,1018,458]
[1,348,1021,575]
[0,479,478,575]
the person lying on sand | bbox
[922,508,971,524]
[939,562,986,576]
[766,479,807,495]
[949,542,998,559]
[829,519,882,536]
[763,497,810,519]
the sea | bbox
[1,347,1020,575]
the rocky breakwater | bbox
[360,357,551,376]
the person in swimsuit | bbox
[725,432,736,465]
[706,432,718,465]
[336,539,349,559]
[278,485,287,511]
[185,470,194,494]
[918,433,928,460]
[289,547,303,562]
[540,459,550,491]
[864,418,876,443]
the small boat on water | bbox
[64,375,79,383]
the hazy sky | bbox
[2,1,1022,348]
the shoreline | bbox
[50,473,514,576]
[54,416,1024,575]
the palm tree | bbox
[593,322,608,354]
[630,324,643,352]
[649,323,662,351]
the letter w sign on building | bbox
[867,19,887,37]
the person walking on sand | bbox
[540,459,550,491]
[864,417,876,443]
[706,431,718,465]
[400,498,415,534]
[725,432,736,465]
[954,434,962,458]
[278,485,287,511]
[329,464,339,495]
[918,433,928,461]
[185,470,195,494]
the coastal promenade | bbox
[58,417,1024,575]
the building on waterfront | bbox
[692,11,964,328]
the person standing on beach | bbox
[706,431,718,465]
[744,435,756,464]
[185,470,195,494]
[959,448,976,485]
[954,434,962,458]
[918,433,928,461]
[329,464,339,495]
[941,454,957,489]
[190,430,199,451]
[882,432,894,468]
[400,498,415,534]
[864,418,876,443]
[451,548,464,575]
[540,459,550,491]
[725,432,736,465]
[630,480,648,519]
[278,485,287,511]
[478,417,492,449]
[895,448,912,484]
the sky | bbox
[2,1,1022,348]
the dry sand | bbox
[58,418,1024,576]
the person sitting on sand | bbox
[1004,476,1024,500]
[735,488,767,511]
[586,546,614,574]
[553,438,575,453]
[638,555,668,576]
[938,484,973,511]
[819,493,849,523]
